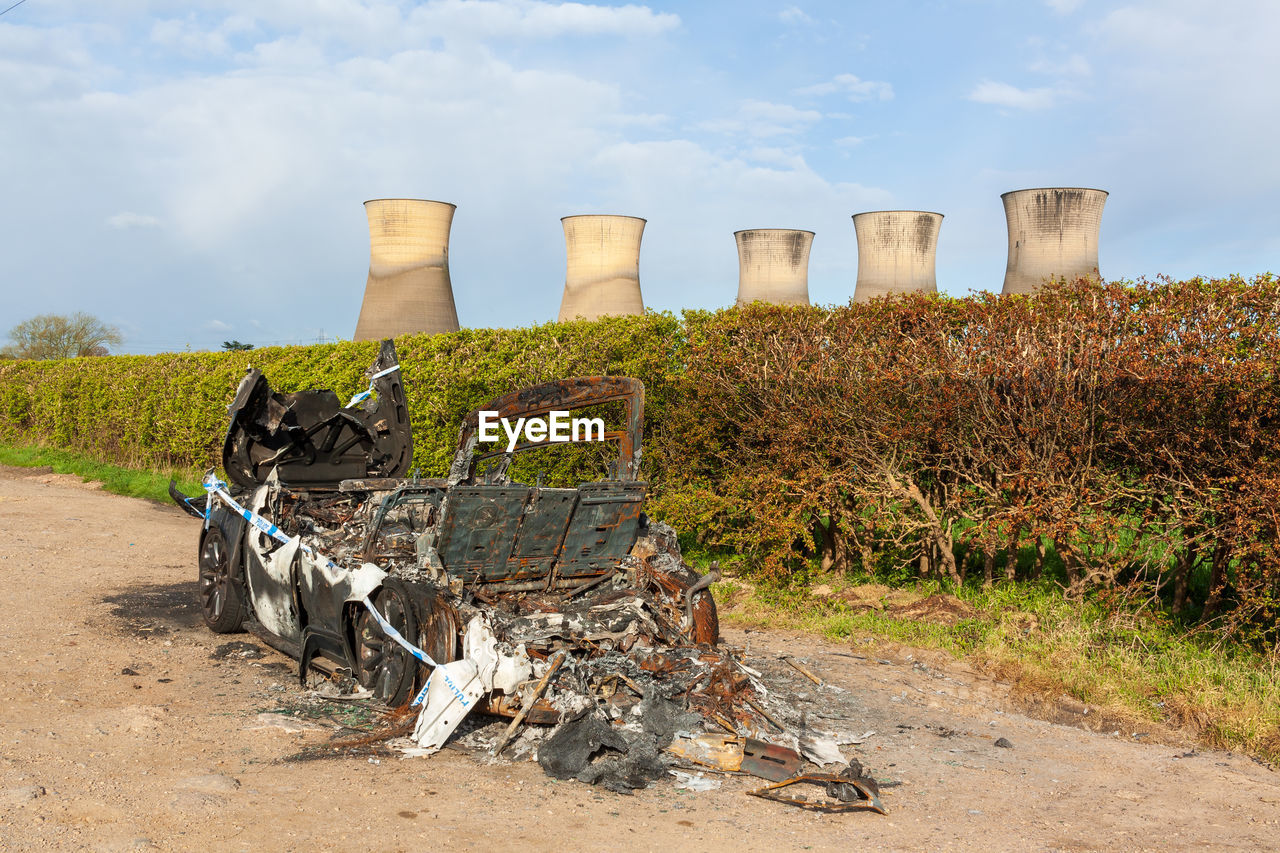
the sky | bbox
[1,0,1278,353]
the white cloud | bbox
[136,2,678,60]
[743,147,808,168]
[204,319,233,332]
[1029,53,1091,76]
[967,80,1059,109]
[779,6,814,25]
[405,0,680,41]
[608,112,670,128]
[1083,1,1280,198]
[1093,1,1280,75]
[241,34,328,68]
[150,14,257,56]
[0,20,100,99]
[834,135,866,147]
[795,73,893,102]
[105,212,162,229]
[1045,0,1085,13]
[84,44,627,248]
[698,99,823,138]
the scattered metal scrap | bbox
[749,769,887,815]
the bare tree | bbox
[3,313,123,359]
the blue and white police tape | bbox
[357,592,439,670]
[179,491,210,529]
[199,473,440,691]
[201,473,229,531]
[202,477,297,550]
[361,602,446,709]
[345,363,401,409]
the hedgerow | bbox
[3,276,1279,647]
[0,313,685,478]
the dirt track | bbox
[1,466,1277,851]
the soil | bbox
[1,465,1277,851]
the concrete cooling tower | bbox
[1001,188,1107,296]
[734,229,814,306]
[353,199,460,341]
[852,211,943,302]
[557,215,647,322]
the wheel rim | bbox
[357,592,411,701]
[199,532,230,621]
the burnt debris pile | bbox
[367,523,881,810]
[172,350,887,813]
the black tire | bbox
[412,587,462,672]
[354,579,420,706]
[198,527,249,633]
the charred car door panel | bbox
[223,340,412,490]
[506,487,578,576]
[556,481,647,578]
[435,486,533,582]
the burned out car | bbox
[172,344,716,715]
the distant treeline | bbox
[3,276,1278,645]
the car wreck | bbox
[170,341,884,808]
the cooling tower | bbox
[1001,188,1107,296]
[734,229,814,307]
[852,211,943,302]
[353,199,460,340]
[556,215,646,322]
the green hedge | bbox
[0,313,687,481]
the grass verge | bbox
[713,576,1280,764]
[0,442,205,504]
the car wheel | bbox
[355,579,419,706]
[413,587,462,672]
[199,527,249,633]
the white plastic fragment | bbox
[837,730,876,745]
[459,614,532,694]
[798,734,847,767]
[412,658,486,753]
[492,645,532,694]
[344,563,387,603]
[462,615,500,691]
[669,770,721,792]
[411,615,535,754]
[387,737,433,758]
